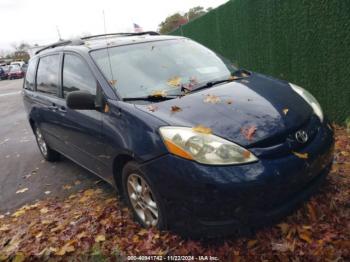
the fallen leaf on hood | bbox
[151,90,167,97]
[283,108,289,115]
[192,125,212,134]
[16,188,28,194]
[241,126,257,141]
[293,151,309,159]
[226,99,233,105]
[108,80,117,86]
[229,75,240,80]
[147,105,158,112]
[204,94,221,104]
[171,106,182,113]
[167,76,181,87]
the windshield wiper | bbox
[123,94,178,102]
[187,77,242,93]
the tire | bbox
[33,125,60,162]
[122,161,166,229]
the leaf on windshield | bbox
[151,90,167,97]
[171,106,182,113]
[241,125,257,141]
[226,99,233,105]
[167,76,181,87]
[192,125,212,134]
[229,75,240,80]
[293,151,309,159]
[108,80,117,86]
[204,94,221,104]
[283,108,289,115]
[146,105,158,112]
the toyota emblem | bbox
[295,130,308,144]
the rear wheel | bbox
[122,161,166,229]
[34,125,60,162]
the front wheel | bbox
[122,161,166,229]
[34,125,60,162]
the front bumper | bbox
[140,122,334,237]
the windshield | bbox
[91,39,238,98]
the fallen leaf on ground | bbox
[44,191,51,195]
[16,188,28,194]
[40,207,49,214]
[63,185,72,190]
[247,240,257,248]
[95,235,106,242]
[192,125,212,134]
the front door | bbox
[54,53,108,180]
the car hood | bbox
[135,73,313,147]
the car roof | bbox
[34,34,184,58]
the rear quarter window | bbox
[24,58,37,90]
[36,55,60,96]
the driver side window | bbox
[63,54,96,98]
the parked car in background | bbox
[23,32,334,238]
[10,61,25,68]
[0,67,8,80]
[8,65,25,79]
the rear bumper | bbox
[140,122,334,237]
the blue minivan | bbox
[23,32,334,237]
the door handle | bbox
[48,105,58,111]
[58,106,66,113]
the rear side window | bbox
[36,55,60,95]
[63,54,96,97]
[24,58,37,90]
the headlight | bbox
[289,83,323,122]
[159,126,258,165]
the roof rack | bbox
[35,39,84,55]
[34,31,160,55]
[81,31,160,40]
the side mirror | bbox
[66,91,95,110]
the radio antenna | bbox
[56,26,63,41]
[102,10,115,86]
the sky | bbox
[0,0,228,51]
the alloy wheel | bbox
[127,173,159,227]
[35,128,48,156]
